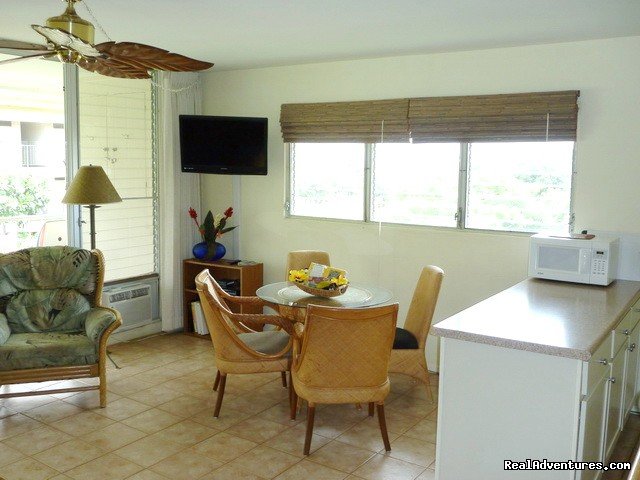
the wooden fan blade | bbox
[0,52,56,66]
[32,25,102,58]
[77,56,150,79]
[96,42,213,73]
[0,39,51,51]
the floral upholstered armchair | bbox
[0,246,121,407]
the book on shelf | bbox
[190,301,209,335]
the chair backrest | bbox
[0,246,104,333]
[295,303,398,389]
[195,269,281,362]
[286,250,331,279]
[402,266,444,348]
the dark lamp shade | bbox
[62,165,122,205]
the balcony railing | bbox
[21,143,47,167]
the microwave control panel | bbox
[591,250,608,277]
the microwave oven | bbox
[528,234,619,285]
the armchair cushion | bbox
[238,330,291,355]
[0,331,97,371]
[7,289,91,333]
[393,327,419,350]
[85,307,118,344]
[0,313,10,345]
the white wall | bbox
[200,36,640,369]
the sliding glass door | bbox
[0,53,67,252]
[0,54,157,282]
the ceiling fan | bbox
[0,0,213,79]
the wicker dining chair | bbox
[291,303,399,455]
[388,265,443,402]
[285,250,331,279]
[195,269,294,417]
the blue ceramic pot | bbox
[192,242,208,259]
[193,241,226,261]
[209,242,226,261]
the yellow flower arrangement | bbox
[288,268,309,284]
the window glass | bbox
[78,71,155,281]
[0,54,67,252]
[371,143,459,227]
[290,143,365,220]
[466,141,574,232]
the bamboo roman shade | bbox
[280,91,579,144]
[280,99,410,143]
[408,91,580,142]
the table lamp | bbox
[62,165,122,250]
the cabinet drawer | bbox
[612,306,640,357]
[584,335,613,397]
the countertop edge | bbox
[431,326,591,361]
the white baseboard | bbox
[108,319,163,344]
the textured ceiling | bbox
[1,0,639,71]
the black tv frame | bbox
[179,115,268,175]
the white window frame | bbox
[286,141,577,235]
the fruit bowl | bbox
[294,282,349,298]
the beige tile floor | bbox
[0,333,439,480]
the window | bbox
[288,141,574,233]
[465,142,574,232]
[283,91,578,233]
[290,143,365,220]
[0,54,158,281]
[78,71,155,281]
[0,54,67,252]
[371,143,460,228]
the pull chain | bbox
[81,0,113,42]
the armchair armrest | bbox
[85,307,120,344]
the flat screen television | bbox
[179,115,268,175]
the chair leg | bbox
[368,402,375,417]
[377,403,391,451]
[290,373,297,420]
[304,403,316,455]
[213,373,227,418]
[281,371,288,388]
[213,371,220,391]
[99,359,107,408]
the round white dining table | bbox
[256,281,393,322]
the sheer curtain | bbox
[158,72,202,331]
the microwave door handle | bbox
[580,249,591,273]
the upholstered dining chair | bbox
[285,250,331,279]
[291,303,399,455]
[389,265,444,402]
[195,269,294,417]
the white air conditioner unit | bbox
[101,283,152,331]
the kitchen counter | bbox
[432,278,640,480]
[431,278,640,361]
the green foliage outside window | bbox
[0,176,49,217]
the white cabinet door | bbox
[623,324,640,417]
[577,373,608,480]
[604,346,625,460]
